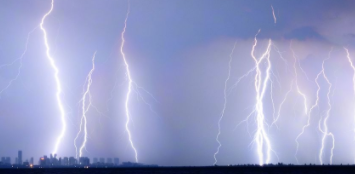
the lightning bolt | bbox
[74,52,96,159]
[271,5,277,24]
[345,48,355,94]
[39,0,66,155]
[318,49,334,165]
[290,43,308,116]
[294,60,321,164]
[344,47,355,163]
[213,42,237,165]
[249,30,273,165]
[271,80,293,128]
[0,27,37,95]
[120,1,139,163]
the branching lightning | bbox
[0,27,37,95]
[120,1,139,163]
[74,52,96,159]
[290,43,308,115]
[213,42,237,165]
[39,0,66,155]
[271,80,293,128]
[294,70,321,164]
[249,30,273,165]
[318,50,334,164]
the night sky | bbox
[1,0,355,166]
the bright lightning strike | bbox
[294,63,322,164]
[120,1,139,163]
[344,47,355,164]
[345,48,355,95]
[213,42,237,165]
[318,49,334,165]
[250,30,273,165]
[39,0,66,155]
[271,5,277,24]
[74,52,97,159]
[0,27,37,95]
[290,42,308,115]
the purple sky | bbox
[1,0,355,166]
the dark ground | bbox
[2,166,355,174]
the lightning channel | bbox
[39,0,66,155]
[290,42,308,115]
[344,47,355,164]
[120,1,139,163]
[271,80,293,128]
[0,27,37,95]
[294,67,321,164]
[318,49,334,165]
[213,42,237,165]
[249,30,273,165]
[271,5,277,24]
[74,52,96,159]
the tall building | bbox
[30,157,34,165]
[39,156,46,166]
[79,157,90,166]
[5,157,10,165]
[18,150,22,165]
[99,158,105,164]
[114,158,119,166]
[62,157,69,166]
[69,157,76,165]
[93,158,98,164]
[107,158,112,164]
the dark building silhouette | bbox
[107,158,112,164]
[93,158,98,164]
[114,158,119,166]
[122,162,142,167]
[1,157,10,165]
[69,157,76,165]
[62,157,68,166]
[23,161,29,167]
[18,150,22,165]
[5,157,10,165]
[79,157,90,166]
[39,156,46,166]
[99,158,105,164]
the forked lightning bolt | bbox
[120,1,138,163]
[318,49,334,164]
[294,62,321,164]
[0,27,37,95]
[74,52,96,159]
[213,42,237,165]
[250,30,273,165]
[40,0,66,155]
